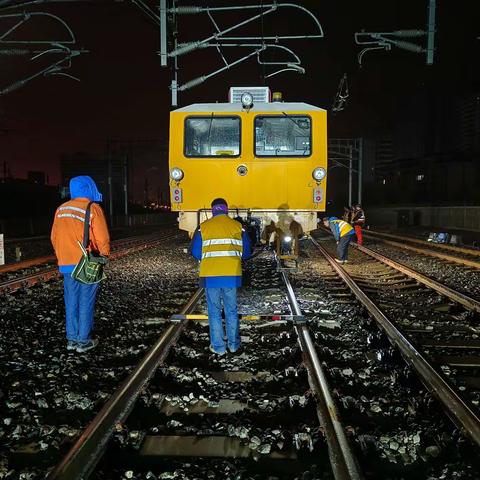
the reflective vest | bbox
[199,215,243,278]
[51,198,110,267]
[332,219,354,238]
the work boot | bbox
[209,345,226,356]
[66,341,77,351]
[334,259,344,264]
[76,339,99,353]
[228,345,242,354]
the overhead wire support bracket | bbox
[168,3,323,58]
[161,1,324,106]
[0,6,87,94]
[331,73,349,114]
[355,0,436,66]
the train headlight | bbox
[312,167,326,181]
[284,235,292,243]
[170,167,184,181]
[241,92,254,110]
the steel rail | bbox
[0,233,180,294]
[366,230,480,257]
[280,269,363,480]
[311,237,480,447]
[48,288,204,480]
[0,254,56,274]
[364,232,480,269]
[354,243,480,314]
[0,232,172,274]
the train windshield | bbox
[255,115,311,157]
[185,116,240,157]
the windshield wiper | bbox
[282,111,309,130]
[206,112,214,153]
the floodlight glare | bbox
[312,167,326,181]
[241,92,254,109]
[170,167,184,181]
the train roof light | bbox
[241,92,254,110]
[312,167,326,181]
[170,167,184,181]
[272,91,283,102]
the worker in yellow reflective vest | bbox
[191,198,252,356]
[323,217,355,264]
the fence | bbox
[367,206,480,232]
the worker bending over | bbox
[323,217,355,264]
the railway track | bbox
[4,236,479,478]
[0,231,180,294]
[310,232,480,449]
[363,230,480,269]
[48,250,363,480]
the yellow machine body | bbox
[168,100,327,236]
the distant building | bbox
[0,178,60,219]
[60,153,128,217]
[456,94,480,154]
[27,171,46,185]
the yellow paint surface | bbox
[169,107,327,212]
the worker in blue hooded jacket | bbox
[190,198,252,356]
[51,176,110,353]
[323,216,354,264]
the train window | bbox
[184,116,241,157]
[254,115,311,157]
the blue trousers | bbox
[63,275,100,342]
[205,287,240,354]
[337,235,353,261]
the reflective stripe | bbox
[58,206,86,214]
[202,238,242,247]
[57,213,85,222]
[337,220,349,229]
[202,250,242,259]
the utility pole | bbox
[123,154,128,216]
[107,139,113,223]
[348,145,353,207]
[358,138,363,205]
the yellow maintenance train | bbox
[168,87,327,253]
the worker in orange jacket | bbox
[51,176,110,353]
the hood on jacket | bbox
[327,216,338,222]
[69,176,103,202]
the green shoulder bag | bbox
[71,201,107,284]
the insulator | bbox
[168,41,201,57]
[0,79,26,95]
[389,39,424,53]
[0,49,29,56]
[170,6,202,14]
[389,29,426,37]
[178,76,206,91]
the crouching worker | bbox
[51,176,110,353]
[323,217,355,264]
[190,198,252,356]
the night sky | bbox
[1,0,479,198]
